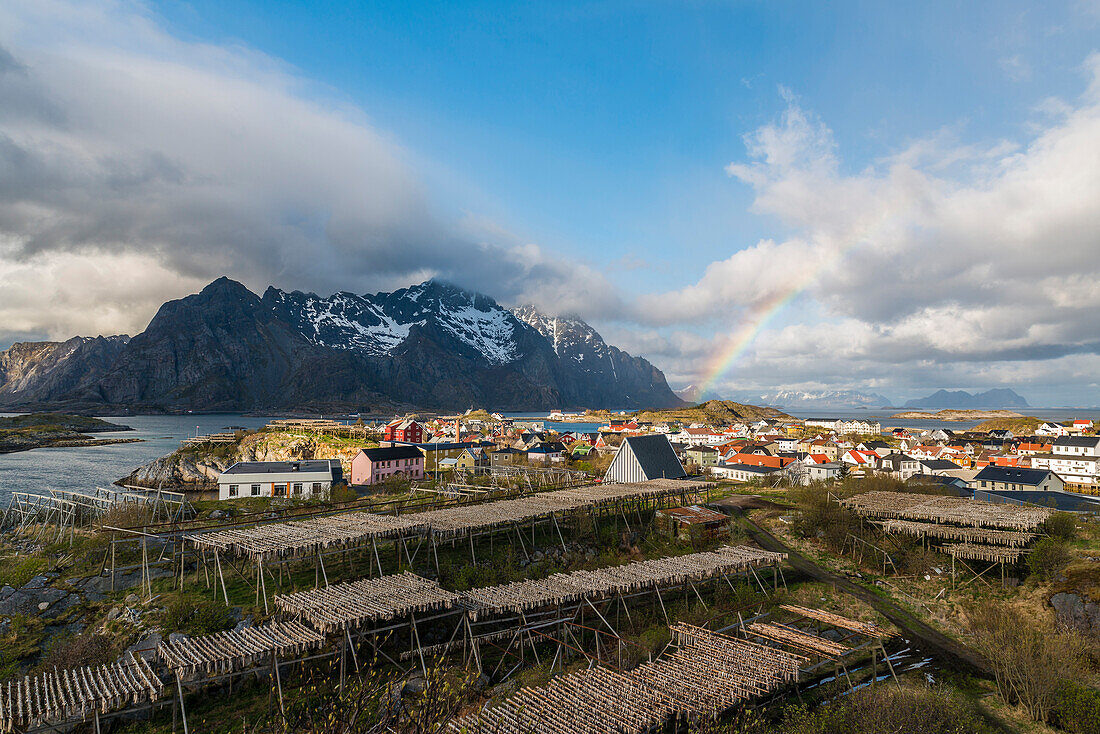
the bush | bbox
[37,633,117,672]
[743,685,991,734]
[788,484,859,551]
[969,601,1086,723]
[0,555,48,588]
[164,595,234,635]
[329,483,359,504]
[1027,538,1073,580]
[1043,512,1078,541]
[1052,680,1100,734]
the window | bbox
[251,484,261,496]
[312,482,322,493]
[228,484,239,497]
[292,483,303,495]
[274,484,287,497]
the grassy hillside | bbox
[0,413,128,432]
[0,413,134,453]
[972,416,1046,433]
[634,399,792,424]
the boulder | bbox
[1051,592,1100,636]
[124,633,162,662]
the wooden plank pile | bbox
[462,545,785,620]
[0,653,162,732]
[778,604,892,639]
[746,622,848,658]
[274,571,463,632]
[157,621,325,677]
[450,623,801,733]
[188,512,428,562]
[839,491,1051,531]
[877,519,1035,547]
[943,543,1027,564]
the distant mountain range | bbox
[0,278,683,413]
[742,389,893,410]
[675,387,892,410]
[903,389,1030,409]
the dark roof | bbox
[686,445,719,453]
[529,443,565,454]
[619,435,687,480]
[973,466,1053,486]
[919,459,960,470]
[907,474,971,494]
[357,446,423,461]
[974,489,1100,513]
[491,447,524,454]
[1054,436,1100,448]
[861,441,890,449]
[222,460,338,475]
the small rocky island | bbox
[0,413,139,454]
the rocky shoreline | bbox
[0,414,138,454]
[889,409,1025,421]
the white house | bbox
[1036,422,1069,437]
[218,460,343,501]
[1031,436,1100,486]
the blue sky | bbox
[149,0,1090,289]
[1,1,1099,405]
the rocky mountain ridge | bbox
[0,278,683,413]
[904,388,1030,409]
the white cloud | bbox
[644,62,1100,402]
[0,0,616,344]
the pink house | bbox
[351,445,425,485]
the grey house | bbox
[218,460,343,501]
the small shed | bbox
[656,505,730,542]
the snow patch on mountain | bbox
[267,280,521,365]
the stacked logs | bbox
[157,621,326,677]
[0,653,161,732]
[274,571,463,632]
[450,623,802,734]
[778,604,892,638]
[746,622,849,658]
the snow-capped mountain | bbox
[737,389,894,410]
[511,306,616,373]
[0,278,682,412]
[269,281,521,365]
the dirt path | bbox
[738,513,991,678]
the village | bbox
[0,401,1097,734]
[203,410,1100,512]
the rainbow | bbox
[696,268,821,396]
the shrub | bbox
[1052,680,1100,734]
[1027,538,1073,580]
[750,685,990,734]
[164,595,234,635]
[329,483,359,504]
[37,633,117,672]
[788,484,859,551]
[969,601,1086,723]
[0,555,48,588]
[1043,512,1078,541]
